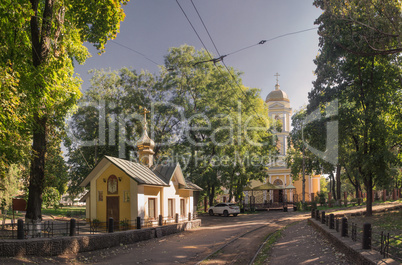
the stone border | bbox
[0,219,201,257]
[308,218,399,265]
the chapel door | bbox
[278,190,283,203]
[273,190,279,202]
[106,197,119,227]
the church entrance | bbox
[107,196,119,228]
[273,189,283,203]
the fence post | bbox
[188,212,191,221]
[329,214,334,229]
[136,216,141,229]
[17,219,24,239]
[108,217,114,233]
[311,208,315,218]
[321,211,326,224]
[341,217,348,237]
[175,213,179,223]
[158,215,163,226]
[70,219,76,236]
[336,218,339,232]
[362,223,371,249]
[316,210,320,221]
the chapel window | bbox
[273,179,283,186]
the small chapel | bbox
[244,74,321,206]
[80,108,202,223]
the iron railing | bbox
[0,213,198,240]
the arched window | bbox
[107,175,118,194]
[273,179,283,186]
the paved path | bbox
[268,201,402,265]
[269,221,351,265]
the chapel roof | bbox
[79,155,202,190]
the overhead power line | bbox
[109,40,160,66]
[185,0,269,124]
[227,27,318,56]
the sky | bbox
[74,0,323,113]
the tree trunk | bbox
[26,0,53,224]
[364,176,373,216]
[302,144,306,203]
[329,172,336,200]
[209,185,215,206]
[26,114,47,222]
[336,164,341,201]
[355,185,359,199]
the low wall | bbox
[308,218,399,265]
[0,219,201,257]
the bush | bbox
[310,201,317,209]
[316,191,326,205]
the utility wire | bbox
[188,0,268,125]
[175,0,212,59]
[176,0,244,105]
[190,0,221,56]
[227,27,318,56]
[109,40,160,66]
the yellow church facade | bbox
[244,75,320,205]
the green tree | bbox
[65,67,183,196]
[312,0,402,215]
[0,0,129,223]
[66,45,276,205]
[0,164,23,224]
[42,187,61,209]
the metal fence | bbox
[312,210,402,262]
[0,212,197,240]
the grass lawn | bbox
[1,206,86,222]
[41,206,86,219]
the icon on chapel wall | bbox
[107,175,118,194]
[124,191,130,202]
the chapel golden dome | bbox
[266,84,290,103]
[136,129,155,150]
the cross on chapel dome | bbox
[265,72,290,103]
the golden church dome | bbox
[136,129,155,150]
[265,84,290,103]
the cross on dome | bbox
[140,106,150,122]
[140,106,150,129]
[274,72,280,85]
[274,72,280,90]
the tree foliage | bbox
[310,0,402,215]
[66,45,276,204]
[0,0,129,222]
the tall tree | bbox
[312,0,402,215]
[0,0,129,223]
[67,45,276,205]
